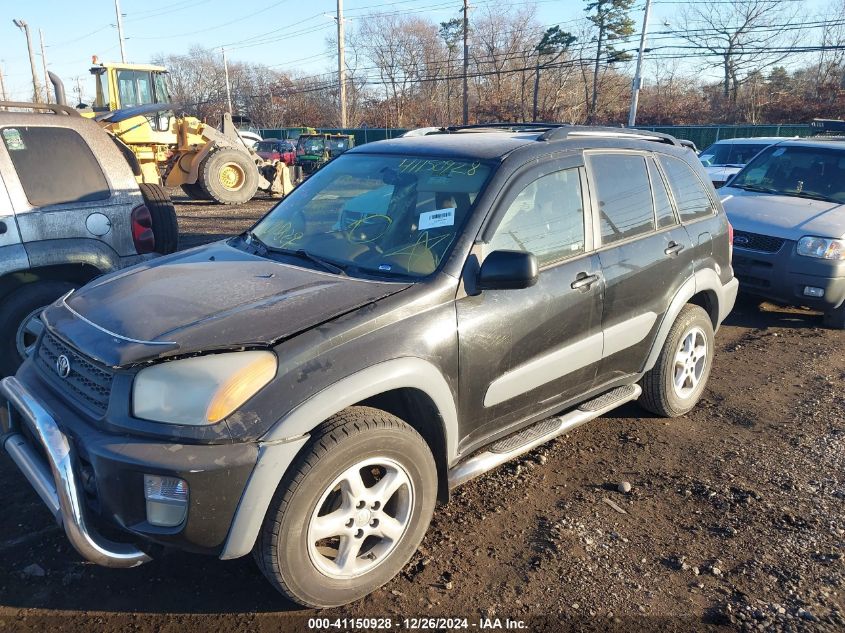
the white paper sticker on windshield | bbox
[419,207,455,230]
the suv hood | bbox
[42,241,410,367]
[720,187,845,240]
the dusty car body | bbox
[2,123,737,608]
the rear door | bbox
[585,151,695,384]
[0,167,29,273]
[455,156,603,451]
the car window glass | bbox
[657,155,713,222]
[1,126,110,207]
[648,158,677,228]
[589,154,654,245]
[487,168,585,267]
[252,154,491,277]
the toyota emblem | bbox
[55,354,71,379]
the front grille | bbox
[36,332,113,416]
[733,230,786,254]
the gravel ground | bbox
[0,195,842,632]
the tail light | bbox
[131,204,156,254]
[727,221,734,262]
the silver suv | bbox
[0,102,178,375]
[721,137,845,327]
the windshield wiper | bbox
[242,231,347,275]
[732,184,779,194]
[289,249,347,275]
[786,191,840,204]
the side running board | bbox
[447,384,641,488]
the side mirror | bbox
[478,250,539,291]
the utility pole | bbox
[0,63,7,101]
[337,0,347,128]
[222,48,233,114]
[114,0,127,63]
[462,0,469,124]
[627,0,652,127]
[13,19,41,103]
[39,29,51,103]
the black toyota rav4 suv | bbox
[1,124,738,608]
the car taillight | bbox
[131,203,156,254]
[727,222,734,262]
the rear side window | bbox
[588,153,655,246]
[647,158,677,228]
[1,126,110,207]
[657,155,713,222]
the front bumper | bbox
[1,376,149,568]
[1,362,260,565]
[733,244,845,311]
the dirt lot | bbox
[0,195,842,632]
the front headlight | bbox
[796,236,845,260]
[133,351,277,426]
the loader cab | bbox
[90,62,171,113]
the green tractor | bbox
[295,133,355,176]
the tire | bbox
[639,304,715,418]
[180,182,211,201]
[255,406,437,608]
[823,303,845,329]
[138,183,179,254]
[0,281,77,377]
[199,148,259,205]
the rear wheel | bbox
[639,304,715,417]
[0,281,77,377]
[199,148,259,205]
[255,406,437,608]
[138,183,179,254]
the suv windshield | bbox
[250,153,491,277]
[699,142,771,167]
[729,145,845,204]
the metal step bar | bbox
[447,384,641,488]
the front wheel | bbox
[639,304,715,417]
[255,406,437,608]
[0,281,77,377]
[199,148,259,205]
[823,303,845,329]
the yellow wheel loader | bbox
[58,64,296,204]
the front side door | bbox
[585,151,695,384]
[455,158,603,453]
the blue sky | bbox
[0,0,831,102]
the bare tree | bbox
[677,0,803,103]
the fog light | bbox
[803,286,824,298]
[144,475,188,527]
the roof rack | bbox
[0,101,81,117]
[538,125,681,146]
[445,122,565,134]
[442,122,682,146]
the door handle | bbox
[0,221,6,235]
[664,241,685,256]
[571,272,600,291]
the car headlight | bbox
[133,351,277,425]
[796,236,845,260]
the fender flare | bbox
[642,269,737,373]
[220,357,459,560]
